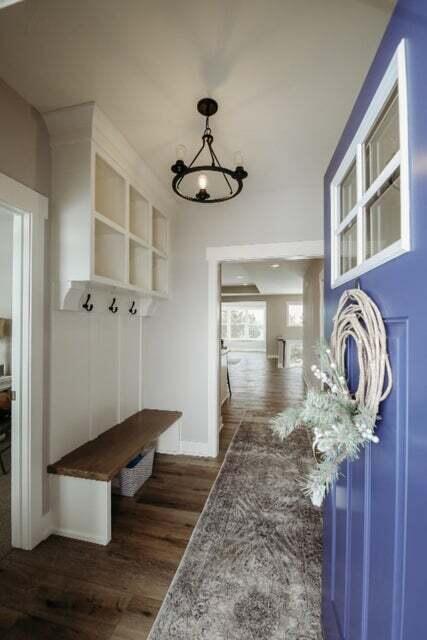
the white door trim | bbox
[0,172,48,550]
[206,240,323,457]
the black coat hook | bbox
[109,297,119,314]
[129,300,137,315]
[82,293,94,312]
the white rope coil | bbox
[330,288,392,415]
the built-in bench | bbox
[48,409,182,545]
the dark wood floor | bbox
[0,353,303,639]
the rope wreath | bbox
[331,288,392,415]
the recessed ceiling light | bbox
[271,263,280,269]
[236,275,244,280]
[243,283,250,286]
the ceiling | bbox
[221,259,313,295]
[0,0,394,202]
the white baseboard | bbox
[156,443,182,455]
[51,526,109,546]
[180,440,210,457]
[228,348,266,353]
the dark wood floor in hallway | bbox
[0,354,303,639]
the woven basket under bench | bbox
[112,446,155,497]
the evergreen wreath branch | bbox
[270,288,392,507]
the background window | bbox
[221,304,265,341]
[287,303,303,327]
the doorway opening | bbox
[0,172,48,552]
[207,241,324,457]
[219,258,324,425]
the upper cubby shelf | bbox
[153,207,168,256]
[44,103,170,310]
[130,186,151,245]
[95,155,126,229]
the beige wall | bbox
[221,294,303,357]
[0,78,50,196]
[303,259,324,387]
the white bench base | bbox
[50,475,111,546]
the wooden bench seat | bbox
[48,408,182,546]
[48,409,182,481]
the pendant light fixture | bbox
[171,98,248,203]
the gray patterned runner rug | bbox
[148,411,322,640]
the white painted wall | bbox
[49,297,143,463]
[143,192,323,448]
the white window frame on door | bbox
[0,171,48,550]
[330,39,410,289]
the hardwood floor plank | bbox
[5,615,91,640]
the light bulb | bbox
[234,151,244,166]
[198,173,208,190]
[176,145,187,161]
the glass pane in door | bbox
[365,87,399,188]
[340,161,357,221]
[365,173,401,259]
[339,218,358,275]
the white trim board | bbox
[206,240,323,458]
[0,171,49,550]
[207,240,323,263]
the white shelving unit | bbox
[44,103,170,312]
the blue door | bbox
[323,2,427,638]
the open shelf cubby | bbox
[95,154,126,228]
[129,186,150,243]
[94,218,126,282]
[152,253,168,295]
[129,239,151,290]
[152,208,168,254]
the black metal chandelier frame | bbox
[171,98,248,204]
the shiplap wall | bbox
[49,294,142,464]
